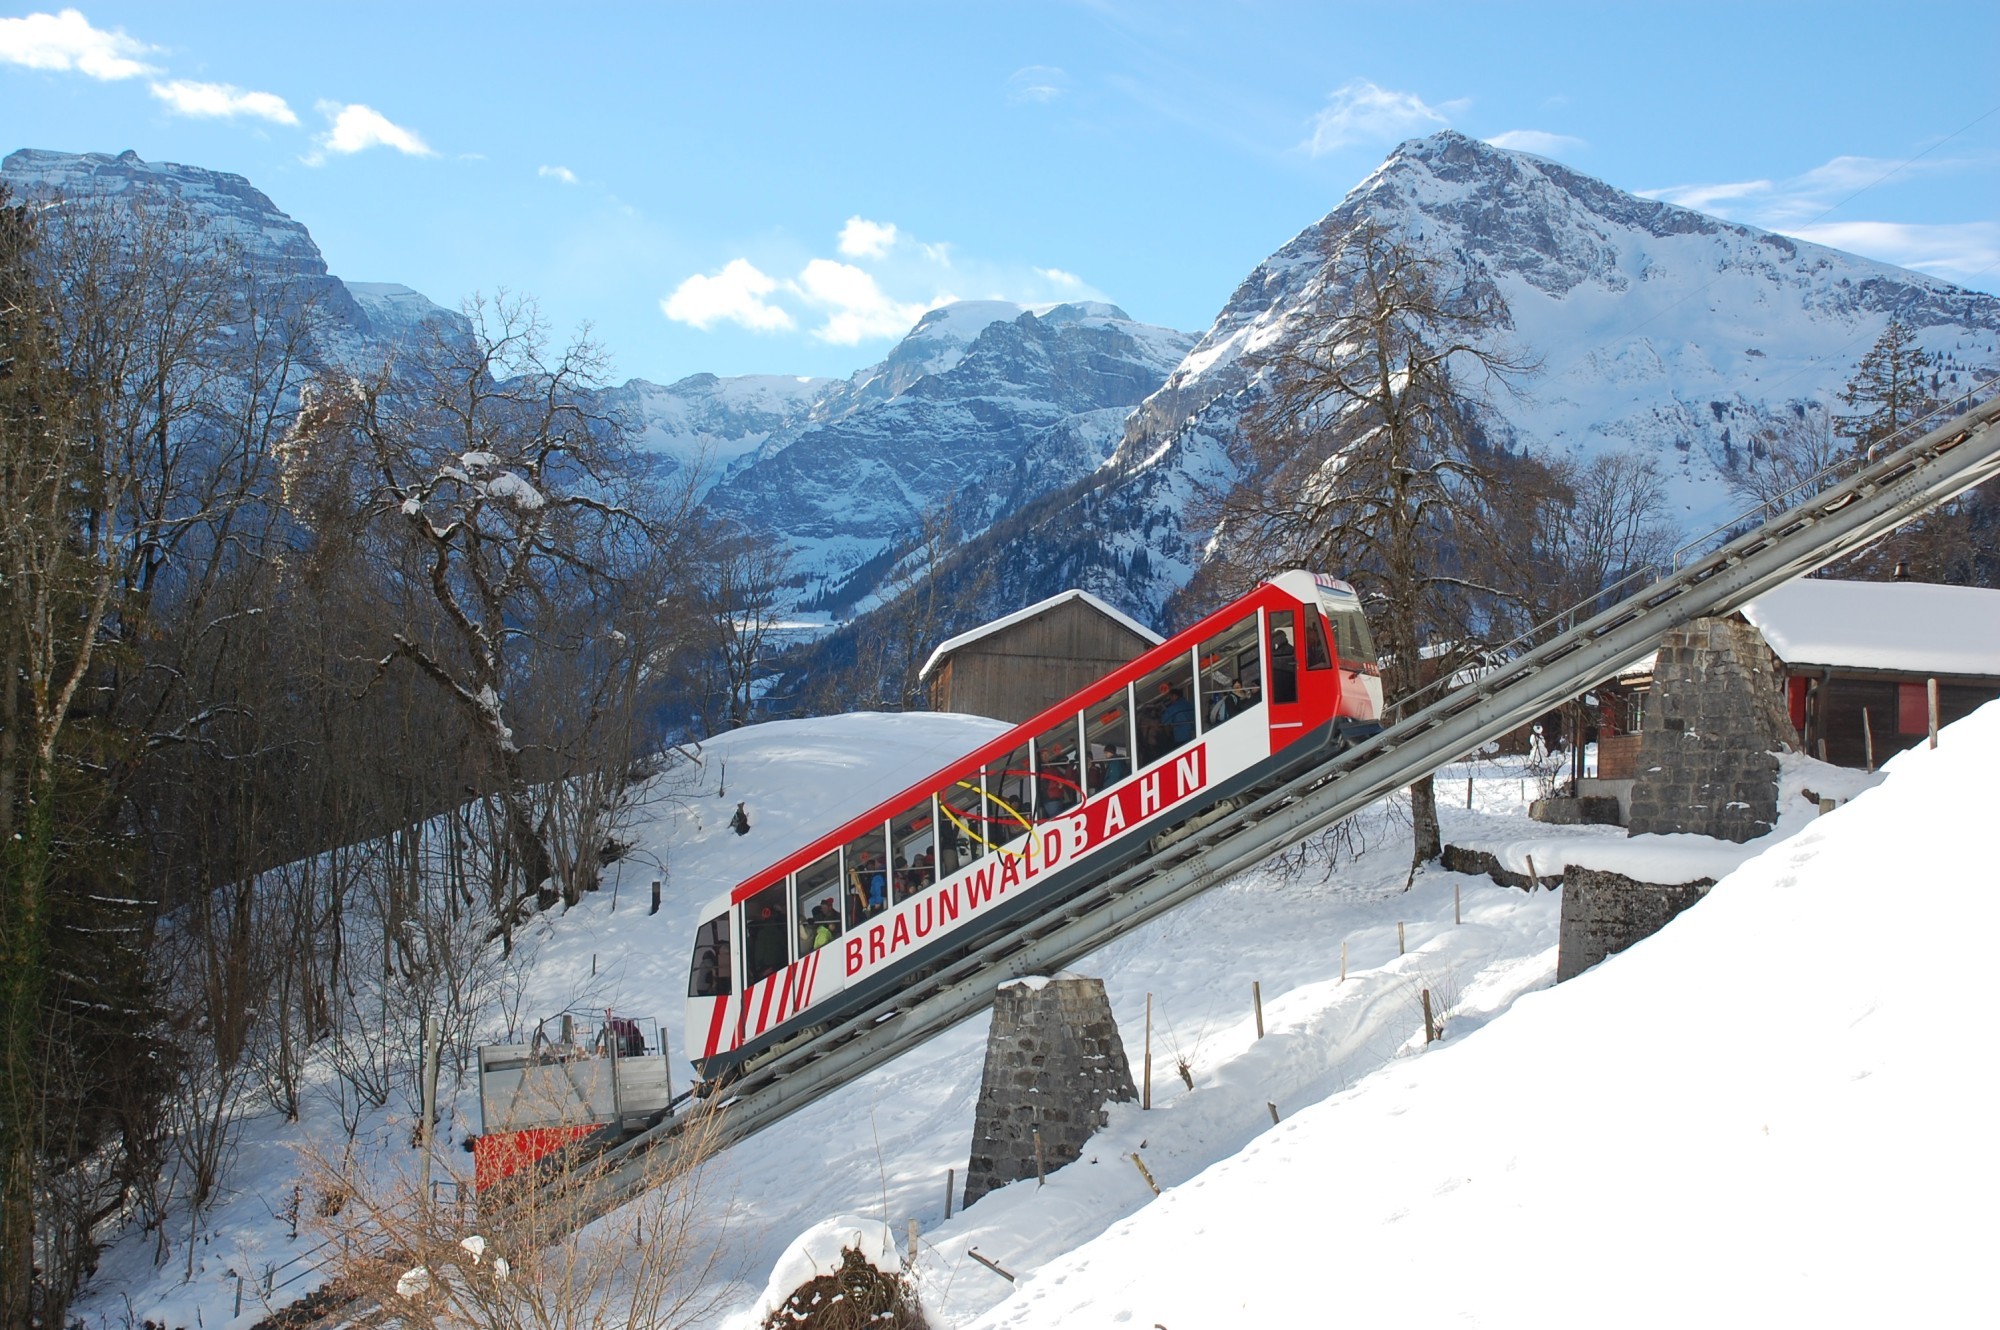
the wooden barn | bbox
[920,590,1162,724]
[1739,577,2000,769]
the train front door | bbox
[1264,606,1338,754]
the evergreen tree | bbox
[1834,319,1936,448]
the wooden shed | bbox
[1740,577,2000,769]
[920,590,1162,725]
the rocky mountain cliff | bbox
[694,300,1194,613]
[934,130,2000,628]
[1,148,469,364]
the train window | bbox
[939,777,985,874]
[889,800,936,903]
[842,825,891,921]
[1031,716,1084,819]
[1305,614,1333,671]
[795,852,842,951]
[743,880,790,987]
[1269,610,1299,704]
[1135,651,1198,767]
[1197,617,1261,732]
[1325,601,1378,667]
[982,743,1034,848]
[688,913,731,997]
[1083,689,1134,794]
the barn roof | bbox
[1740,577,2000,678]
[918,590,1163,682]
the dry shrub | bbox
[761,1246,927,1330]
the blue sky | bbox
[3,2,1995,384]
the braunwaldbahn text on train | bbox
[685,570,1383,1084]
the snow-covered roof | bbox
[1741,577,2000,678]
[918,590,1163,682]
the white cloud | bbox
[538,164,579,185]
[311,101,435,160]
[662,259,795,332]
[1036,266,1083,288]
[1783,220,2000,287]
[1305,80,1452,155]
[149,79,296,125]
[1639,178,1774,212]
[0,8,154,80]
[838,216,899,259]
[1484,129,1586,158]
[792,258,930,344]
[1007,64,1068,105]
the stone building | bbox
[920,589,1161,725]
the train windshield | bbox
[688,913,731,997]
[1315,583,1378,668]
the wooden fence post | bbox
[1861,708,1875,772]
[1454,880,1462,926]
[1142,993,1152,1110]
[1422,988,1437,1044]
[907,1218,920,1267]
[1267,1101,1280,1124]
[1131,1152,1161,1195]
[945,1168,955,1220]
[1340,939,1347,983]
[1252,981,1264,1039]
[1397,922,1406,955]
[1929,677,1940,749]
[1525,854,1540,891]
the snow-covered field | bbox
[75,703,1997,1329]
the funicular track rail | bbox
[555,389,2000,1218]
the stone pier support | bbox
[963,974,1136,1207]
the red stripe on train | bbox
[703,996,728,1060]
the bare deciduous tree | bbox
[1209,221,1535,868]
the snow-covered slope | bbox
[950,699,2000,1329]
[956,131,2000,625]
[70,692,1996,1330]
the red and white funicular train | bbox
[685,570,1382,1083]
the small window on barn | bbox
[1084,689,1134,794]
[1898,682,1928,736]
[1197,617,1260,732]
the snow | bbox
[482,470,546,510]
[69,700,2000,1330]
[917,589,1164,681]
[947,704,2000,1329]
[1742,576,2000,677]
